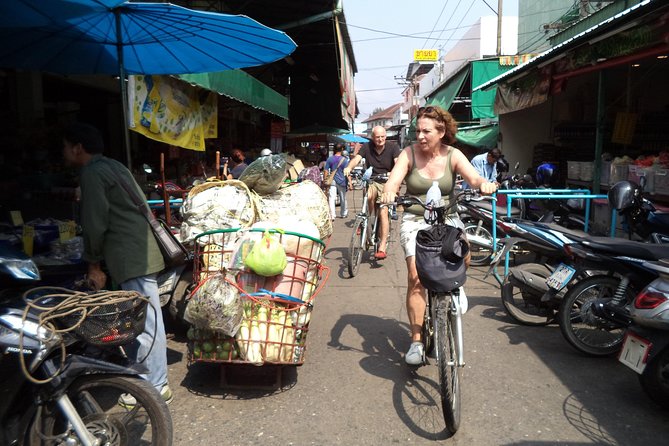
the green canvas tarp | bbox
[177,69,288,119]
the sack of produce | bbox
[239,154,287,195]
[257,181,332,241]
[180,180,256,245]
[184,273,243,337]
[243,230,287,277]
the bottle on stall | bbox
[425,180,441,221]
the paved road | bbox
[165,190,669,445]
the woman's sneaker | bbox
[405,342,424,366]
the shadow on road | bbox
[328,313,452,441]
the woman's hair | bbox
[416,105,458,144]
[62,122,104,154]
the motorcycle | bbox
[485,218,591,326]
[0,244,173,445]
[461,162,585,266]
[552,237,666,356]
[609,178,669,243]
[617,259,669,408]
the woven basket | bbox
[256,181,333,241]
[180,180,257,245]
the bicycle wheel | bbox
[557,275,632,356]
[433,293,460,435]
[29,375,173,446]
[501,263,556,326]
[463,222,494,266]
[348,216,366,277]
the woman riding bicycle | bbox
[381,105,498,365]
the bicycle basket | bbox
[415,225,468,292]
[59,297,148,347]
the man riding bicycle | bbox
[344,126,401,260]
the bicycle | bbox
[395,190,482,435]
[347,171,396,277]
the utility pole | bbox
[496,0,503,56]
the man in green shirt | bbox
[63,123,172,405]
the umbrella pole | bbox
[115,9,132,171]
[161,152,172,225]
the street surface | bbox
[165,189,669,445]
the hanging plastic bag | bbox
[244,230,287,276]
[239,154,287,195]
[184,273,243,337]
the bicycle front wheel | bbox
[348,217,366,277]
[433,294,460,435]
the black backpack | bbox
[415,224,469,292]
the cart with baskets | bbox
[185,228,329,369]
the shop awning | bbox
[456,124,499,149]
[424,66,469,110]
[177,70,288,119]
[471,60,511,119]
[473,0,665,93]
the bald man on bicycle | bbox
[344,126,401,260]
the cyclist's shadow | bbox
[328,314,452,441]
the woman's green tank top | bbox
[404,145,456,216]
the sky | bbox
[343,0,519,127]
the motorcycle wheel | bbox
[168,266,194,330]
[558,276,632,356]
[639,347,669,409]
[463,223,494,266]
[501,263,555,326]
[28,375,173,446]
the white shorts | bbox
[400,213,464,258]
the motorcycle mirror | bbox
[143,164,153,174]
[640,175,647,190]
[514,161,520,171]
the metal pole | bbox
[115,9,132,171]
[593,70,605,194]
[497,0,503,56]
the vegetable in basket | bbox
[184,273,243,337]
[243,230,287,276]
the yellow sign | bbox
[22,225,34,256]
[128,75,218,152]
[59,221,77,242]
[9,210,23,226]
[414,49,438,62]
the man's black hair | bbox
[488,147,501,160]
[63,122,105,154]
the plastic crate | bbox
[654,168,669,195]
[567,161,581,179]
[628,165,654,192]
[580,161,594,181]
[609,164,629,186]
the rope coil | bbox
[18,287,149,384]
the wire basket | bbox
[62,297,148,347]
[27,289,149,347]
[188,228,329,365]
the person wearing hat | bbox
[260,148,272,157]
[462,147,501,189]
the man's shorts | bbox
[369,181,385,201]
[400,213,464,258]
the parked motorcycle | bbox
[553,237,666,356]
[485,218,591,326]
[618,259,669,408]
[0,244,173,445]
[609,179,669,243]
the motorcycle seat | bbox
[582,237,669,260]
[474,201,522,217]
